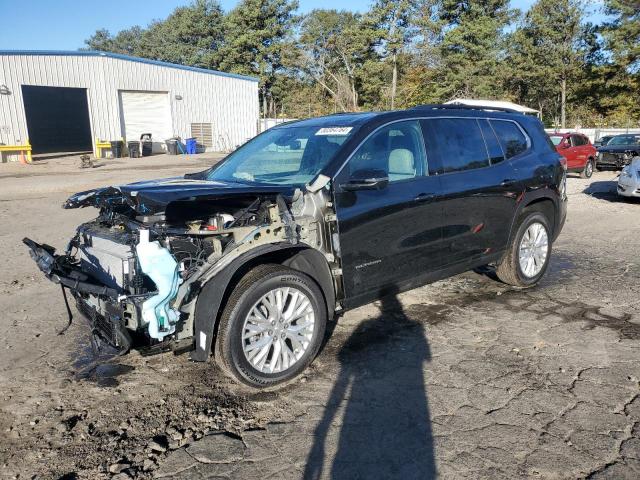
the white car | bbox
[618,157,640,198]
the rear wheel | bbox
[215,264,326,388]
[581,158,594,178]
[495,211,552,287]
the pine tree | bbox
[435,0,514,101]
[218,0,299,116]
[506,0,585,127]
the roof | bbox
[0,50,259,83]
[445,98,539,114]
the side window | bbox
[348,120,426,183]
[423,118,489,173]
[478,119,506,164]
[571,135,582,147]
[490,120,528,158]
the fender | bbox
[506,187,562,246]
[189,243,335,362]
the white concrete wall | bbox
[545,128,640,143]
[0,53,259,157]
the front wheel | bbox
[495,212,552,287]
[581,158,594,178]
[215,264,327,388]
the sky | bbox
[0,0,607,51]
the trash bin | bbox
[165,139,179,155]
[128,141,140,158]
[110,140,123,158]
[140,133,153,157]
[186,137,197,154]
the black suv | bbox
[25,105,567,387]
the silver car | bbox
[618,157,640,198]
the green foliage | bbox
[434,0,515,100]
[506,0,585,126]
[84,27,144,55]
[84,0,640,125]
[218,0,298,86]
[137,0,225,68]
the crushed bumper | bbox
[24,237,132,350]
[23,238,119,298]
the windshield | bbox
[207,125,355,185]
[608,135,640,146]
[549,135,564,146]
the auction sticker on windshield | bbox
[316,127,353,136]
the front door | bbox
[422,117,523,266]
[334,120,443,307]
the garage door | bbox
[119,91,172,153]
[22,85,93,154]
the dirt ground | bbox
[0,155,639,480]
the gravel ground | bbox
[0,157,638,480]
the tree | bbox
[434,0,514,101]
[294,10,376,112]
[218,0,299,117]
[84,27,144,55]
[602,0,640,72]
[138,0,225,68]
[506,0,585,127]
[598,0,640,123]
[366,0,419,109]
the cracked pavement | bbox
[0,159,639,479]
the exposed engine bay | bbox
[24,175,341,358]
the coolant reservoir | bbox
[136,230,180,340]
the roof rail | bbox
[409,104,521,114]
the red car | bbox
[548,132,597,178]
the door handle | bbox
[414,193,435,203]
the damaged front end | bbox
[24,176,339,357]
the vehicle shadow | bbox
[583,180,639,203]
[303,290,437,479]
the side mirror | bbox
[340,169,389,191]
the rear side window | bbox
[571,135,585,147]
[478,120,506,164]
[490,120,528,158]
[422,118,489,173]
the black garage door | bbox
[22,85,93,154]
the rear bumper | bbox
[555,198,567,241]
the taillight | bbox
[559,156,567,171]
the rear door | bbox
[424,117,523,266]
[334,120,443,306]
[567,135,584,169]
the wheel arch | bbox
[508,193,558,246]
[190,244,335,362]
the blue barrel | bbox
[186,138,197,154]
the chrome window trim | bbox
[334,116,532,179]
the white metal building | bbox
[0,51,259,158]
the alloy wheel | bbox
[241,287,315,374]
[518,222,549,278]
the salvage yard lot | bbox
[1,156,639,479]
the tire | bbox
[581,158,594,178]
[495,211,552,288]
[215,264,326,388]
